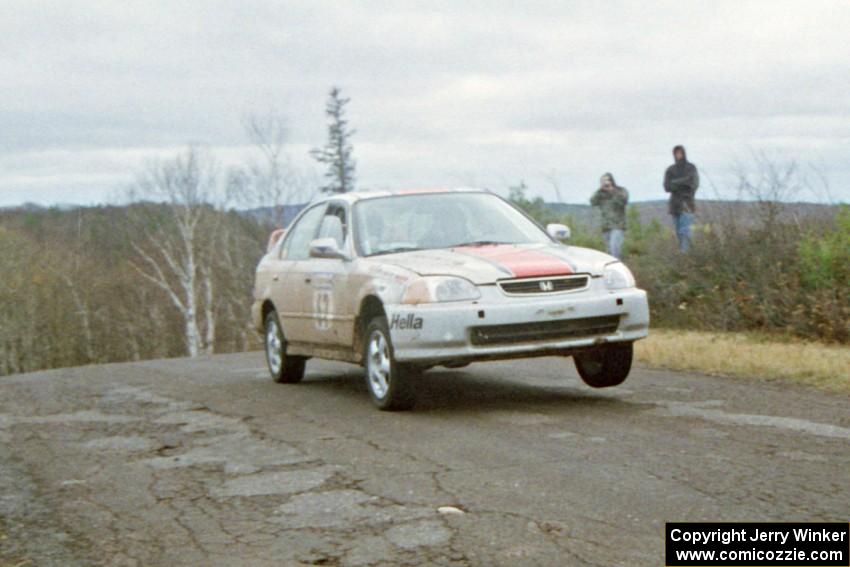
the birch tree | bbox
[47,211,97,363]
[128,147,220,357]
[228,109,315,228]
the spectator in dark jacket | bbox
[664,145,699,251]
[590,172,628,259]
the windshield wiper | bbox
[450,240,510,247]
[368,246,424,257]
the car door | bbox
[273,203,327,343]
[301,201,355,348]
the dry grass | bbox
[635,329,850,393]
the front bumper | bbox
[384,285,649,363]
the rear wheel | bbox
[265,310,306,384]
[574,342,633,388]
[364,316,417,411]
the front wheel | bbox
[364,316,418,411]
[574,342,633,388]
[265,310,306,384]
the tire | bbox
[574,342,633,388]
[363,316,418,411]
[264,310,306,384]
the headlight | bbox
[402,276,481,304]
[603,262,635,290]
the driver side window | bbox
[317,203,348,249]
[281,204,326,260]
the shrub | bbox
[798,205,850,290]
[508,184,850,343]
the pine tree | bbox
[310,87,356,193]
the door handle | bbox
[272,275,279,281]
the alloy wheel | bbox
[266,318,283,375]
[367,330,391,399]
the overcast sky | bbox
[2,0,849,206]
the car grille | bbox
[469,315,620,346]
[498,275,589,295]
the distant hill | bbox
[4,199,838,231]
[241,199,840,230]
[544,199,839,229]
[240,205,306,227]
[0,202,82,212]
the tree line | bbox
[1,88,848,377]
[1,86,358,376]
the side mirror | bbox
[309,237,349,260]
[547,223,571,241]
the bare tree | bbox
[804,162,836,205]
[56,269,95,361]
[733,150,803,231]
[542,170,566,203]
[128,147,220,357]
[45,211,97,362]
[0,226,52,375]
[229,109,314,227]
[209,215,263,351]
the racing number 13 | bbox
[314,289,332,331]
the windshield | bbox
[353,192,551,256]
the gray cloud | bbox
[1,0,849,206]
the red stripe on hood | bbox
[455,245,574,278]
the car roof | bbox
[308,187,489,205]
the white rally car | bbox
[252,188,649,410]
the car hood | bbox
[371,243,615,284]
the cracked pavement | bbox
[1,354,848,566]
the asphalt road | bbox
[1,354,848,566]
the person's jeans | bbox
[673,212,694,252]
[603,228,625,259]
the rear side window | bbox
[281,205,326,260]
